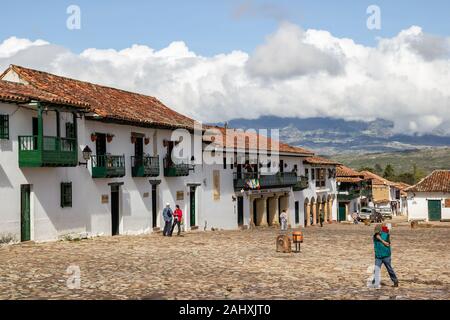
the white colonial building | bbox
[406,170,450,222]
[0,65,338,242]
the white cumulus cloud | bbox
[1,22,449,135]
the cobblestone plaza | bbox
[1,220,449,300]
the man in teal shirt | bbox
[372,224,399,288]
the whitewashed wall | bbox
[1,101,339,242]
[407,192,450,221]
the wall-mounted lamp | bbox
[79,146,92,167]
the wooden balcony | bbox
[293,175,309,191]
[338,189,361,201]
[91,155,126,178]
[234,171,298,191]
[18,135,78,167]
[163,157,190,177]
[131,156,160,177]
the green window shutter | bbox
[0,114,9,140]
[61,182,73,208]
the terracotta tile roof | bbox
[394,182,411,190]
[337,177,363,183]
[303,156,341,166]
[204,125,315,156]
[405,170,450,193]
[2,65,195,130]
[359,171,395,186]
[337,165,363,178]
[0,80,89,108]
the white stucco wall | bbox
[407,192,450,221]
[1,101,339,242]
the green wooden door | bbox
[21,185,31,242]
[111,186,120,236]
[295,201,300,224]
[190,187,196,227]
[428,200,442,222]
[338,203,347,222]
[237,196,244,226]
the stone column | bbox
[306,202,311,227]
[328,200,333,222]
[255,198,268,227]
[268,196,279,226]
[312,201,317,226]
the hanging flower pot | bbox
[90,133,97,142]
[131,136,137,144]
[106,134,114,143]
[144,137,150,145]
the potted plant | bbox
[131,136,137,144]
[90,133,97,142]
[106,134,114,143]
[144,137,150,145]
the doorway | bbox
[135,136,144,166]
[111,185,120,236]
[32,117,38,150]
[237,196,244,227]
[190,187,196,227]
[428,200,442,222]
[338,203,347,222]
[20,185,31,242]
[295,201,300,225]
[96,133,107,167]
[152,184,158,228]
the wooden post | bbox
[37,103,43,152]
[306,203,311,227]
[312,201,317,226]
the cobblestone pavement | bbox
[1,220,449,300]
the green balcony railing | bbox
[337,189,361,201]
[234,171,298,191]
[131,156,160,177]
[293,175,309,191]
[163,158,190,177]
[19,135,78,167]
[91,155,126,178]
[360,189,372,198]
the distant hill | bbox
[214,116,450,155]
[333,148,450,175]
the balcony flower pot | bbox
[90,133,97,142]
[131,136,137,144]
[107,134,114,143]
[144,137,150,145]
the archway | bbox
[304,198,310,227]
[316,196,322,225]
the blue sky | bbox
[1,0,449,55]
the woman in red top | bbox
[170,205,183,236]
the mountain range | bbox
[212,116,450,155]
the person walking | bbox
[162,203,173,237]
[280,210,288,232]
[319,209,325,227]
[170,205,183,236]
[371,224,399,289]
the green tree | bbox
[412,164,426,184]
[374,163,383,176]
[383,164,395,180]
[396,173,415,185]
[358,166,375,173]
